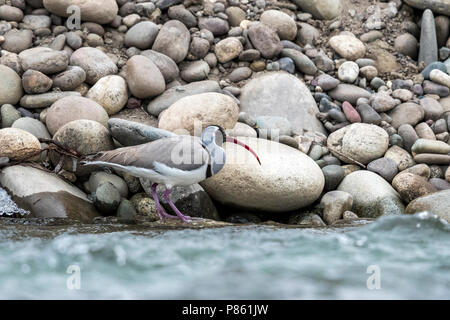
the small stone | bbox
[420,97,444,120]
[421,62,447,80]
[86,75,128,115]
[359,65,378,81]
[46,96,109,136]
[367,157,398,182]
[430,69,450,88]
[70,47,118,85]
[260,10,297,41]
[388,102,425,129]
[418,9,438,66]
[116,199,137,222]
[392,89,413,102]
[281,48,317,75]
[321,165,345,191]
[392,172,437,203]
[342,101,361,123]
[215,37,243,63]
[320,190,353,225]
[329,35,366,61]
[21,70,52,94]
[126,55,165,99]
[338,61,359,83]
[92,182,121,215]
[394,33,418,60]
[248,22,282,59]
[316,74,340,91]
[327,123,389,165]
[411,138,450,154]
[124,21,159,50]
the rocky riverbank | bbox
[0,0,450,228]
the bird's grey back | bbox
[85,136,209,172]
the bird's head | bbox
[201,125,261,170]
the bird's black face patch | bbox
[201,125,226,147]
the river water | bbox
[0,212,449,299]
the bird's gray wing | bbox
[83,135,210,172]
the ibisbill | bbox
[81,125,261,222]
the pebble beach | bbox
[0,0,450,228]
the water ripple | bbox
[0,213,449,299]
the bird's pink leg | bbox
[150,183,177,220]
[163,188,193,223]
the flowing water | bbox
[0,212,449,299]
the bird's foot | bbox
[157,209,178,220]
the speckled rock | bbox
[0,128,41,161]
[406,190,450,223]
[392,172,437,203]
[327,123,389,165]
[86,75,128,115]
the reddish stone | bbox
[342,101,361,123]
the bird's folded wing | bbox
[84,136,210,172]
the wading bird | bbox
[81,125,261,222]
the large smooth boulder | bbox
[0,165,99,221]
[406,190,450,222]
[70,47,118,84]
[152,20,190,63]
[403,0,450,16]
[327,123,389,165]
[338,170,405,218]
[45,96,109,135]
[292,0,342,20]
[0,65,22,105]
[201,137,324,212]
[239,72,326,135]
[158,92,239,135]
[43,0,118,24]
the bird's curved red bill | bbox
[226,137,261,165]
